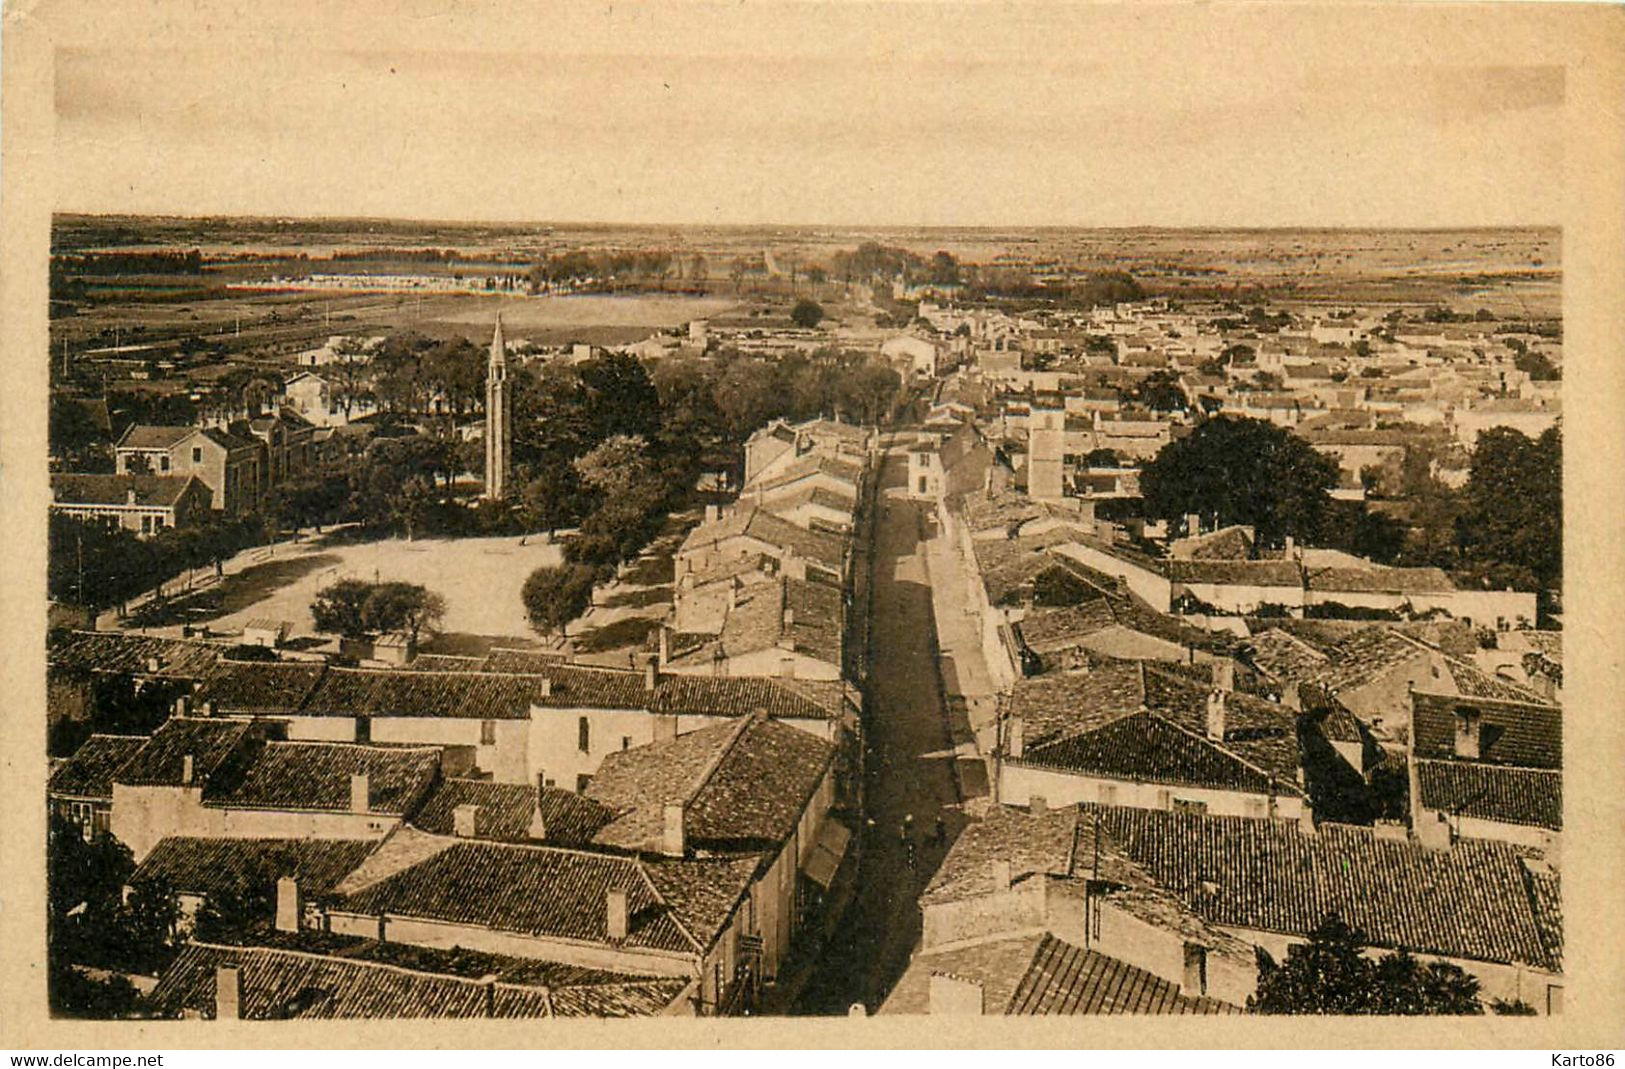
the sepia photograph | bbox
[3,0,1623,1051]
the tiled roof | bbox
[1525,866,1563,973]
[1440,658,1552,704]
[203,655,850,723]
[679,505,848,572]
[1087,805,1558,971]
[338,839,754,956]
[116,424,196,450]
[1167,559,1303,588]
[1305,566,1455,595]
[195,662,326,714]
[400,653,487,672]
[1007,934,1240,1015]
[300,667,551,719]
[146,941,689,1019]
[111,717,254,787]
[1411,690,1561,769]
[922,803,1126,907]
[206,741,440,815]
[1302,627,1430,692]
[1021,712,1290,797]
[49,630,221,679]
[746,453,864,496]
[52,473,203,508]
[48,734,149,801]
[1179,526,1255,561]
[1414,760,1561,830]
[1245,628,1330,681]
[410,778,617,846]
[587,714,835,852]
[131,837,377,898]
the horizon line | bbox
[51,210,1563,235]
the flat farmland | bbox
[430,293,738,330]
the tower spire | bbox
[484,311,511,501]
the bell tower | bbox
[484,313,511,500]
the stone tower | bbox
[484,313,511,500]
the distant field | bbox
[431,294,738,330]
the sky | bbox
[49,2,1568,228]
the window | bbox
[141,516,154,535]
[480,719,497,746]
[576,773,593,793]
[622,736,632,751]
[1173,798,1208,816]
[355,716,371,743]
[192,447,202,464]
[159,455,170,472]
[918,476,929,494]
[578,716,591,753]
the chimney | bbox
[145,656,162,674]
[657,627,670,667]
[350,772,370,814]
[655,714,679,742]
[181,753,195,786]
[1284,535,1298,561]
[1184,512,1201,537]
[274,876,301,933]
[453,803,479,838]
[1005,716,1024,759]
[929,973,985,1016]
[174,694,191,717]
[990,859,1012,891]
[606,889,629,941]
[782,550,806,581]
[662,803,686,857]
[644,656,659,692]
[536,676,552,699]
[1181,944,1208,998]
[1205,689,1227,741]
[127,488,139,506]
[199,700,215,718]
[527,794,548,842]
[1298,804,1317,837]
[705,504,719,524]
[1210,659,1235,694]
[1453,709,1482,760]
[214,963,242,1021]
[480,975,497,1018]
[1028,795,1048,815]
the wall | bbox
[1179,580,1304,615]
[999,763,1305,821]
[328,911,698,979]
[1089,897,1257,1007]
[109,782,402,860]
[719,647,843,683]
[921,878,1049,951]
[528,706,665,791]
[1052,543,1171,611]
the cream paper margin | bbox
[1,0,1621,1050]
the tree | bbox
[573,434,661,505]
[1140,417,1339,549]
[521,563,597,639]
[1084,448,1121,468]
[1456,425,1561,591]
[1250,915,1484,1015]
[1128,370,1188,413]
[1512,349,1560,381]
[361,582,447,644]
[311,578,375,638]
[929,251,961,286]
[790,299,825,329]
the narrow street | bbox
[794,445,966,1015]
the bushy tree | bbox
[1140,417,1339,549]
[1456,425,1561,591]
[310,578,374,638]
[311,579,445,642]
[521,563,597,639]
[790,299,825,329]
[1250,915,1483,1015]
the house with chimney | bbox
[49,473,214,537]
[1408,689,1562,853]
[883,802,1252,1015]
[996,661,1309,822]
[114,424,266,513]
[97,716,443,859]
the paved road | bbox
[793,448,967,1015]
